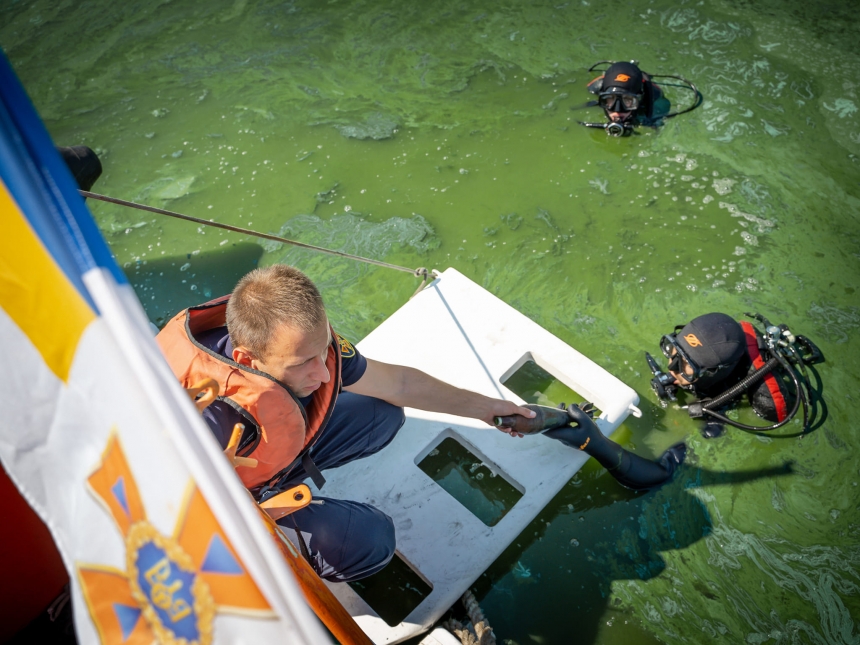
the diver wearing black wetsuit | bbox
[646,312,824,436]
[579,60,700,136]
[587,61,667,129]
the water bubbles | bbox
[569,538,580,547]
[740,231,759,246]
[712,178,736,195]
[180,262,191,271]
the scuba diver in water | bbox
[645,312,825,437]
[578,60,702,137]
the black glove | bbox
[544,402,686,490]
[544,402,600,450]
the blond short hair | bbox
[226,265,326,359]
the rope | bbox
[440,590,497,645]
[80,190,436,283]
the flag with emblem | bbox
[0,51,333,644]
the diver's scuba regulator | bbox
[645,313,824,435]
[578,120,634,137]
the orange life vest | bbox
[156,295,341,492]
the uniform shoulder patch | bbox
[336,334,356,358]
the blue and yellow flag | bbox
[0,52,330,645]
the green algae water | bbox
[3,0,859,642]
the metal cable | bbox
[80,190,433,280]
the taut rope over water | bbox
[80,190,438,292]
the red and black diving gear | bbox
[645,313,824,435]
[579,60,702,136]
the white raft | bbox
[315,268,641,644]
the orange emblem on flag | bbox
[77,432,272,645]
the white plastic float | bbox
[315,268,641,644]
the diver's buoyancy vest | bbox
[156,296,341,490]
[741,321,789,422]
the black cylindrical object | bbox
[58,145,102,191]
[493,404,571,435]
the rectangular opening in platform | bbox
[502,358,601,415]
[416,433,523,527]
[347,552,433,627]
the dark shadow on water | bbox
[123,242,264,328]
[466,460,795,645]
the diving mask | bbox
[660,332,724,384]
[598,91,642,112]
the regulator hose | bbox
[648,74,703,118]
[703,356,781,409]
[694,352,810,435]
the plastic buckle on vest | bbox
[259,484,313,520]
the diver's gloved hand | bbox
[543,403,602,450]
[545,402,687,491]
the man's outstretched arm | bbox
[344,358,534,435]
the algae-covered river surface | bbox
[3,0,859,642]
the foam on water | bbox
[4,0,859,642]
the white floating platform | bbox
[316,268,640,644]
